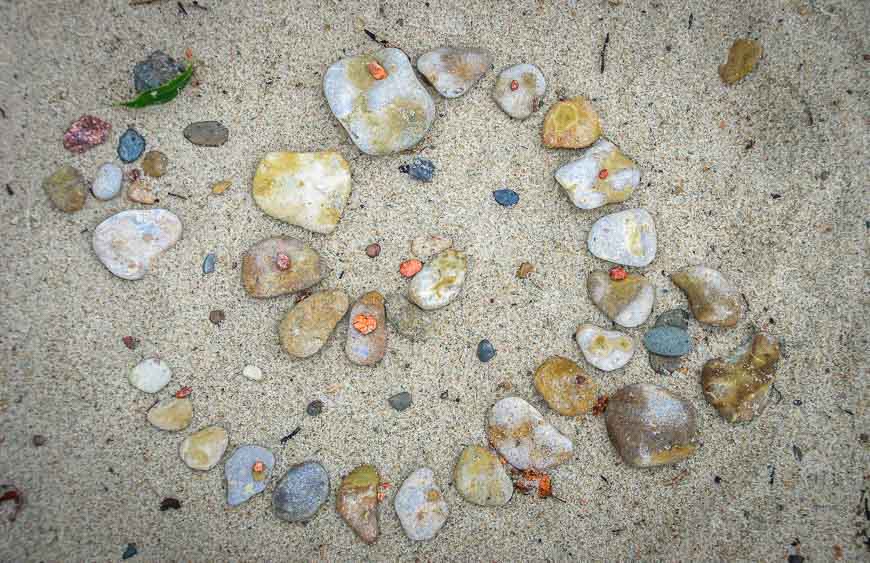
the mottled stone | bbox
[575,324,634,371]
[241,237,324,298]
[492,64,546,120]
[555,139,640,209]
[453,445,513,506]
[92,163,122,200]
[336,465,380,544]
[655,308,690,331]
[410,234,452,260]
[252,151,352,234]
[702,332,780,422]
[671,266,741,327]
[587,209,657,267]
[129,357,171,393]
[417,47,491,98]
[133,50,185,92]
[388,391,412,412]
[118,128,146,163]
[279,289,349,358]
[643,326,691,357]
[346,291,387,366]
[542,96,601,148]
[587,270,654,327]
[533,356,599,415]
[126,180,157,204]
[719,39,762,85]
[93,209,182,280]
[179,426,229,471]
[324,48,436,155]
[395,468,448,541]
[385,292,431,341]
[146,398,192,431]
[403,157,435,182]
[408,249,468,310]
[225,445,274,506]
[486,397,573,470]
[63,115,110,153]
[183,121,228,147]
[605,383,698,467]
[141,151,168,178]
[43,165,87,212]
[273,461,330,523]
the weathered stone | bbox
[43,165,87,212]
[542,96,601,148]
[648,309,691,375]
[336,464,380,544]
[118,128,146,163]
[453,445,513,506]
[492,63,546,120]
[179,426,229,471]
[141,150,168,177]
[63,115,110,153]
[183,121,228,147]
[385,292,431,341]
[273,461,330,522]
[133,50,185,92]
[587,270,654,327]
[395,467,448,541]
[146,398,192,431]
[671,266,741,327]
[93,209,182,280]
[408,249,468,310]
[241,237,325,298]
[129,357,171,393]
[417,47,491,98]
[225,445,274,506]
[486,397,573,470]
[643,326,691,357]
[533,356,599,415]
[719,39,762,85]
[279,289,349,358]
[555,139,640,209]
[575,325,634,371]
[346,291,387,366]
[587,209,657,267]
[127,180,157,204]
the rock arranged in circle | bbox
[453,445,513,506]
[555,138,640,210]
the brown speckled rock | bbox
[346,291,387,366]
[533,356,599,416]
[241,237,324,298]
[279,289,349,358]
[541,96,601,149]
[671,266,741,327]
[43,165,87,212]
[336,464,380,544]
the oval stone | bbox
[408,249,468,310]
[492,63,546,120]
[141,150,168,178]
[183,121,228,147]
[542,96,601,148]
[225,445,274,507]
[575,325,634,371]
[486,397,573,471]
[587,270,654,327]
[279,289,349,358]
[555,139,640,209]
[273,461,330,523]
[346,291,387,366]
[395,467,449,541]
[43,165,87,212]
[93,209,182,280]
[453,445,513,506]
[336,464,380,544]
[417,47,491,98]
[241,237,325,298]
[92,163,123,200]
[671,266,741,327]
[146,397,192,431]
[533,356,599,415]
[118,128,146,163]
[587,208,657,267]
[129,357,171,393]
[643,326,691,357]
[179,426,229,471]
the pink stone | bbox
[63,115,111,153]
[275,253,291,270]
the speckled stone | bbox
[395,468,448,541]
[719,39,763,84]
[43,165,87,212]
[346,291,387,366]
[605,383,698,468]
[671,266,741,327]
[129,357,171,393]
[118,128,146,163]
[486,397,573,470]
[279,289,349,358]
[324,48,436,155]
[141,150,168,177]
[93,209,182,280]
[533,356,599,415]
[385,292,431,341]
[643,326,691,357]
[453,445,513,506]
[252,151,352,234]
[336,464,380,544]
[410,234,452,260]
[241,237,325,298]
[179,426,229,471]
[492,64,546,120]
[575,325,634,371]
[146,397,192,431]
[702,332,781,422]
[126,180,157,204]
[587,270,654,327]
[183,121,228,147]
[408,249,468,310]
[273,461,330,523]
[542,96,601,148]
[587,209,657,267]
[133,50,185,92]
[92,163,122,200]
[225,445,274,506]
[417,47,491,98]
[555,139,640,209]
[404,157,435,182]
[63,115,111,153]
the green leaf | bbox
[117,62,195,109]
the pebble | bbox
[209,310,225,325]
[147,397,192,431]
[93,209,182,280]
[388,391,412,412]
[542,96,601,148]
[126,180,157,204]
[671,266,741,327]
[365,243,381,258]
[719,39,762,85]
[702,332,780,422]
[118,128,146,163]
[336,465,380,544]
[225,445,274,506]
[385,292,432,341]
[492,63,546,120]
[122,544,138,560]
[486,397,574,470]
[648,309,690,375]
[575,325,634,371]
[324,48,436,155]
[395,467,449,541]
[32,435,46,447]
[408,249,468,310]
[273,461,330,522]
[211,180,232,194]
[587,270,654,327]
[453,445,513,506]
[410,234,452,260]
[179,426,229,471]
[655,308,690,331]
[643,326,691,357]
[554,138,640,209]
[141,151,168,177]
[242,365,263,381]
[533,356,599,416]
[129,357,172,393]
[42,165,87,212]
[402,157,435,182]
[63,115,110,153]
[279,289,349,358]
[183,121,229,147]
[306,400,324,416]
[399,259,423,278]
[476,339,496,362]
[202,252,216,274]
[587,208,657,267]
[417,47,491,98]
[133,50,185,92]
[252,151,351,234]
[492,188,519,207]
[516,262,535,278]
[346,291,387,366]
[241,237,325,298]
[606,384,698,467]
[92,163,123,200]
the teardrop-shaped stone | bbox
[587,270,654,327]
[179,426,229,471]
[146,397,192,431]
[486,397,573,471]
[336,464,380,544]
[279,290,349,358]
[671,266,741,327]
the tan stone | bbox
[533,356,599,416]
[336,464,380,544]
[541,96,601,148]
[279,290,349,358]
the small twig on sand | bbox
[600,33,610,74]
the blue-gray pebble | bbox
[643,326,691,357]
[388,391,412,411]
[133,50,186,93]
[492,189,519,207]
[225,445,274,506]
[272,461,330,522]
[654,309,690,330]
[477,339,496,362]
[203,252,216,274]
[406,158,435,182]
[118,128,146,163]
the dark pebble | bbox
[122,544,138,560]
[477,339,497,362]
[184,121,229,147]
[122,335,139,350]
[209,310,225,325]
[492,189,519,207]
[403,157,435,182]
[306,400,324,416]
[159,497,182,511]
[202,252,216,274]
[133,50,185,93]
[32,435,46,447]
[643,326,691,357]
[654,309,690,331]
[118,128,146,163]
[388,391,412,412]
[365,243,381,258]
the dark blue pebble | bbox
[477,339,497,362]
[492,189,519,207]
[202,253,216,274]
[643,326,691,357]
[404,158,435,182]
[122,543,138,560]
[118,128,146,163]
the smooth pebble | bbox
[671,265,741,327]
[146,398,192,431]
[129,357,172,393]
[395,468,449,541]
[388,391,412,412]
[417,47,491,98]
[533,356,599,416]
[273,461,330,523]
[241,237,325,298]
[476,339,496,362]
[575,324,634,371]
[141,150,168,177]
[587,270,654,327]
[453,445,513,506]
[43,165,87,212]
[554,138,640,209]
[92,163,123,200]
[587,208,657,267]
[486,397,573,470]
[179,426,229,471]
[242,365,263,381]
[336,465,380,544]
[492,188,519,207]
[408,249,468,310]
[279,290,349,358]
[93,209,182,280]
[346,291,387,366]
[118,128,146,163]
[183,121,228,147]
[492,64,546,120]
[542,96,601,148]
[643,325,691,357]
[225,445,274,506]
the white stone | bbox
[587,271,655,328]
[554,139,641,209]
[408,249,468,310]
[93,209,182,280]
[486,397,573,471]
[575,324,635,371]
[410,234,452,260]
[129,357,171,393]
[492,64,547,120]
[394,467,449,541]
[587,208,656,267]
[242,365,263,381]
[92,162,122,200]
[146,397,192,431]
[417,47,491,98]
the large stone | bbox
[324,48,436,155]
[486,397,573,471]
[541,96,601,148]
[241,237,325,298]
[179,426,229,471]
[554,139,640,209]
[273,461,330,523]
[252,151,352,234]
[43,165,87,212]
[587,208,657,267]
[394,468,449,541]
[408,249,468,310]
[129,357,171,393]
[453,445,513,506]
[279,290,349,358]
[492,63,546,120]
[671,266,741,327]
[225,445,274,506]
[417,47,491,98]
[575,325,634,371]
[587,270,654,327]
[385,292,431,341]
[336,464,380,544]
[93,209,182,280]
[146,397,192,431]
[533,356,599,415]
[346,291,387,366]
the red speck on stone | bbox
[510,80,519,91]
[122,336,138,350]
[126,169,141,182]
[63,115,111,154]
[175,386,193,399]
[609,266,627,281]
[598,169,609,180]
[275,253,291,270]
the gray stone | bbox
[417,47,491,98]
[273,461,330,522]
[225,445,274,506]
[93,209,182,280]
[395,468,449,541]
[492,63,546,120]
[183,121,228,147]
[133,50,185,92]
[643,326,691,357]
[388,391,412,412]
[587,209,657,267]
[92,163,122,200]
[655,308,690,331]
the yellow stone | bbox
[211,179,232,194]
[541,96,602,148]
[533,356,599,416]
[718,39,763,85]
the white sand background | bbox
[0,0,867,560]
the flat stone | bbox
[346,291,387,366]
[118,128,146,163]
[453,445,513,506]
[93,209,182,280]
[605,383,698,467]
[133,50,185,92]
[587,270,654,327]
[542,96,601,148]
[385,292,431,341]
[225,445,274,506]
[43,165,87,212]
[486,397,574,470]
[671,266,741,327]
[336,464,380,544]
[417,47,491,98]
[273,461,330,523]
[252,151,352,234]
[324,48,436,155]
[554,139,640,209]
[719,39,762,85]
[575,325,634,371]
[410,234,452,260]
[492,188,519,207]
[183,121,228,147]
[129,357,171,393]
[179,426,229,471]
[92,163,122,200]
[477,339,496,362]
[279,289,349,358]
[533,356,599,415]
[202,252,216,274]
[702,332,780,422]
[146,398,192,431]
[395,467,448,541]
[492,64,546,120]
[126,180,157,204]
[242,365,263,381]
[643,326,691,357]
[141,151,168,177]
[241,237,325,298]
[648,309,691,375]
[63,115,110,153]
[655,308,690,331]
[587,208,657,267]
[388,391,412,412]
[408,249,468,310]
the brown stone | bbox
[719,39,763,85]
[141,150,168,177]
[533,356,598,416]
[43,165,87,212]
[336,464,380,544]
[241,237,325,298]
[346,291,387,366]
[671,266,741,327]
[279,289,349,358]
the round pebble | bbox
[408,249,468,310]
[179,425,229,471]
[273,461,330,522]
[388,391,412,412]
[92,163,122,200]
[492,63,546,120]
[476,339,496,362]
[183,121,229,147]
[241,237,325,298]
[129,357,171,393]
[542,96,601,148]
[365,243,381,257]
[141,150,168,177]
[279,290,350,358]
[453,445,513,506]
[43,165,87,213]
[492,188,519,207]
[306,400,324,416]
[587,208,657,267]
[209,310,225,325]
[395,467,449,541]
[242,365,263,381]
[118,128,146,163]
[643,326,691,357]
[533,356,598,416]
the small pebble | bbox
[225,445,274,506]
[126,180,157,204]
[133,50,185,92]
[408,249,468,310]
[336,465,380,544]
[210,179,232,194]
[32,435,46,447]
[118,128,146,163]
[365,243,381,258]
[63,115,111,153]
[122,335,139,350]
[242,365,263,381]
[122,544,138,560]
[306,400,324,416]
[492,63,547,120]
[492,188,519,207]
[159,497,181,511]
[92,163,123,200]
[476,339,496,362]
[648,309,690,375]
[202,252,216,274]
[43,165,87,213]
[587,208,657,267]
[179,425,229,471]
[401,157,435,182]
[346,291,387,366]
[209,310,225,325]
[719,39,763,84]
[399,259,423,278]
[273,461,330,522]
[183,121,229,147]
[516,262,535,278]
[395,467,449,541]
[487,397,573,470]
[388,391,412,412]
[643,326,691,357]
[141,151,168,177]
[129,357,172,393]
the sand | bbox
[0,0,867,560]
